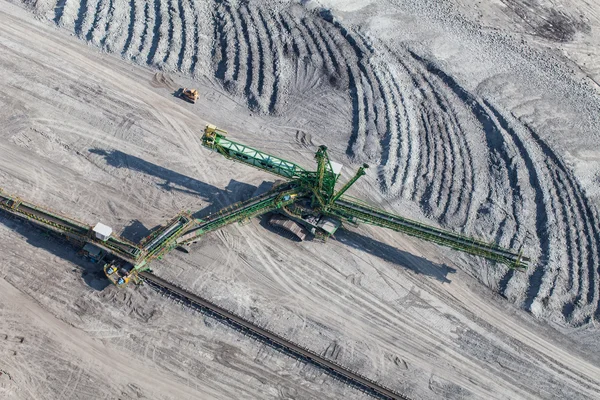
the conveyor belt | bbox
[332,198,529,269]
[0,189,142,262]
[140,272,411,400]
[176,185,297,246]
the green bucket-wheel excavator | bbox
[0,124,530,288]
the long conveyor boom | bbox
[177,185,299,246]
[0,189,143,262]
[202,126,310,180]
[330,198,529,269]
[141,214,195,258]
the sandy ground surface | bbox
[1,0,600,399]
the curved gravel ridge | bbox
[28,0,600,326]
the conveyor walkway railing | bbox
[176,184,299,246]
[331,197,529,269]
[0,189,143,262]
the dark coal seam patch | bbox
[136,2,149,57]
[54,0,67,25]
[100,0,115,48]
[176,0,187,71]
[146,0,163,65]
[121,0,136,55]
[245,7,265,98]
[212,6,227,80]
[236,6,256,110]
[85,0,105,42]
[257,9,279,114]
[74,0,89,36]
[162,0,175,64]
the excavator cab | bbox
[180,88,199,104]
[202,124,229,146]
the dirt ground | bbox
[1,0,600,399]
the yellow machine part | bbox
[182,88,199,103]
[205,124,228,136]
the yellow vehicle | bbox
[104,260,134,287]
[180,88,199,104]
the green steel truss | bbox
[328,198,529,269]
[199,125,529,270]
[330,164,368,205]
[0,125,530,288]
[201,127,341,206]
[140,213,196,263]
[202,129,308,180]
[175,185,300,248]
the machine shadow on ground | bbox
[259,213,456,283]
[120,219,154,243]
[334,229,457,283]
[89,148,262,217]
[0,215,110,291]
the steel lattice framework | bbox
[0,124,529,287]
